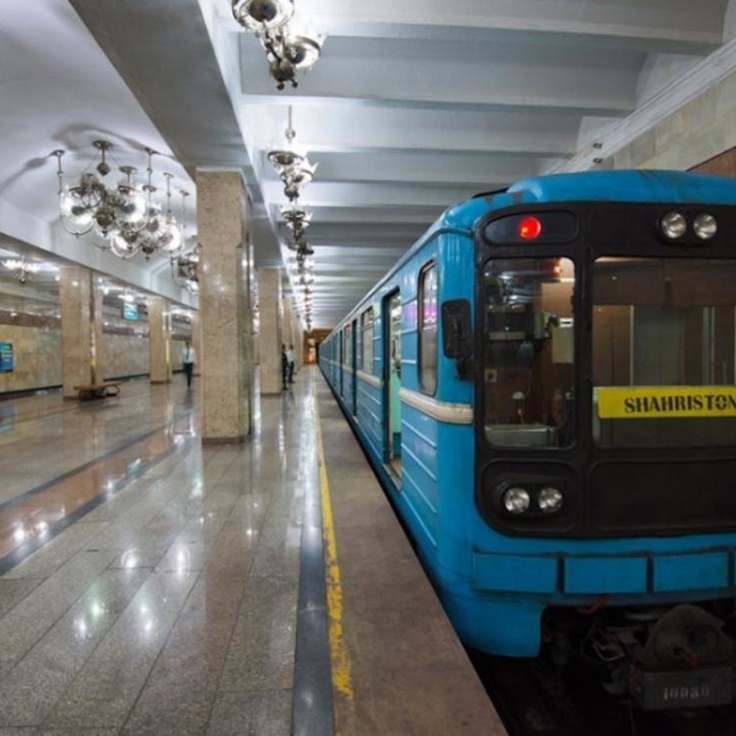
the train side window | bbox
[419,262,438,394]
[482,257,576,448]
[361,307,374,375]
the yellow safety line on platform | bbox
[314,390,355,701]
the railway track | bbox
[469,650,736,736]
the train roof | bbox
[436,169,736,236]
[333,169,736,330]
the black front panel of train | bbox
[589,457,736,535]
[474,201,736,539]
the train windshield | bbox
[482,257,576,448]
[593,257,736,448]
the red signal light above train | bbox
[481,210,577,245]
[518,216,542,240]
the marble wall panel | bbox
[613,70,736,172]
[0,318,155,395]
[0,323,62,393]
[102,333,150,380]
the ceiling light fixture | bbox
[268,107,318,274]
[171,244,200,295]
[52,142,186,262]
[231,0,325,89]
[2,257,41,285]
[267,108,317,327]
[268,107,318,202]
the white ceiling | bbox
[1,0,736,326]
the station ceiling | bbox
[1,0,736,327]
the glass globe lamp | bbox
[109,230,141,259]
[157,220,183,255]
[59,188,95,235]
[231,0,294,31]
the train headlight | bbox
[503,487,531,514]
[538,486,564,514]
[693,213,717,240]
[660,211,687,239]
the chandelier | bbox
[266,107,317,327]
[231,0,324,89]
[171,244,200,294]
[267,108,317,202]
[290,249,314,331]
[268,108,317,262]
[2,257,41,285]
[281,204,314,255]
[52,142,187,261]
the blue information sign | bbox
[0,342,12,372]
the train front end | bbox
[451,171,736,709]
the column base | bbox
[202,435,246,445]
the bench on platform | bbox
[73,382,122,400]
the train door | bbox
[384,290,402,478]
[351,318,358,415]
[339,328,344,397]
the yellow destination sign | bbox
[597,386,736,419]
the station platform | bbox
[0,366,505,735]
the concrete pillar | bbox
[258,267,282,395]
[148,296,171,384]
[197,168,252,442]
[59,265,97,398]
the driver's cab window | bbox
[483,257,575,448]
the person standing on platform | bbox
[182,339,196,388]
[281,344,288,390]
[286,344,296,384]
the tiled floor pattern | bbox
[0,375,314,734]
[0,370,505,736]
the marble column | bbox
[148,296,171,384]
[252,332,261,367]
[190,310,202,376]
[242,242,255,433]
[283,298,301,368]
[258,267,282,395]
[295,321,304,367]
[251,254,261,366]
[197,168,252,442]
[283,296,294,362]
[59,265,97,398]
[92,278,105,379]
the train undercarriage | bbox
[542,600,736,711]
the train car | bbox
[319,170,736,710]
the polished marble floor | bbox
[0,372,314,735]
[0,368,505,736]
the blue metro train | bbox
[320,170,736,710]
